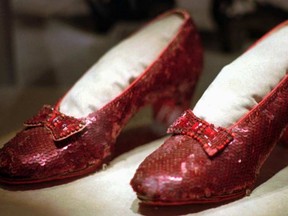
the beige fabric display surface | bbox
[0,133,288,216]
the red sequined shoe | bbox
[131,21,288,205]
[0,10,203,184]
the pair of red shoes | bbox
[0,10,287,205]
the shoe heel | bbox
[280,127,288,146]
[152,84,195,134]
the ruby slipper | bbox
[0,10,203,184]
[131,21,288,205]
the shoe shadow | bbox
[136,200,232,216]
[255,141,288,188]
[0,124,162,191]
[114,124,163,158]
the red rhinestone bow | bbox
[24,105,86,141]
[167,110,233,156]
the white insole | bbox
[194,25,288,127]
[59,14,184,118]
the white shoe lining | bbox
[194,25,288,127]
[60,14,184,118]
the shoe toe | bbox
[0,127,63,183]
[131,135,216,204]
[0,150,14,177]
